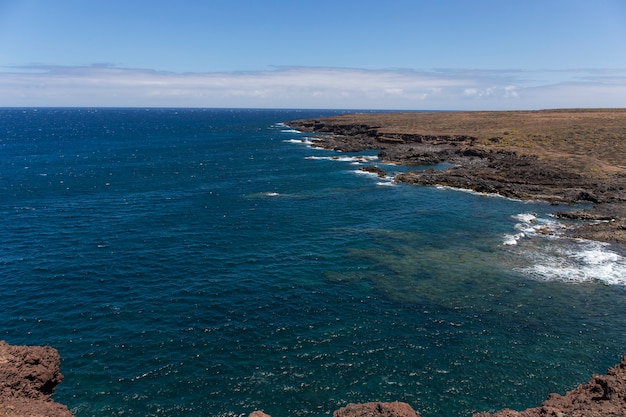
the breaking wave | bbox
[504,213,626,285]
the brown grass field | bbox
[291,109,626,243]
[315,109,626,177]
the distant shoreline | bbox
[287,109,626,244]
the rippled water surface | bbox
[1,108,625,417]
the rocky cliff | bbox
[0,341,74,417]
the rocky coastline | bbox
[286,109,626,244]
[250,356,626,417]
[2,340,625,416]
[252,357,626,417]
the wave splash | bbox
[523,240,626,285]
[505,213,626,285]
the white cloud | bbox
[504,86,519,98]
[0,65,625,110]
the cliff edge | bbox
[0,341,74,417]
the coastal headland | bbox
[287,109,626,244]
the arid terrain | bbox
[288,109,626,244]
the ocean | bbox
[1,108,625,417]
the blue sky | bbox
[1,0,625,109]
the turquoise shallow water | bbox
[1,108,625,417]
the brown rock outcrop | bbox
[247,357,626,416]
[249,402,420,417]
[0,341,74,417]
[249,411,272,417]
[474,356,626,417]
[333,402,420,417]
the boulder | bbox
[249,411,272,417]
[333,402,420,417]
[359,166,387,178]
[0,341,74,417]
[248,402,420,417]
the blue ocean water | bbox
[1,108,625,417]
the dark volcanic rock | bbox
[360,166,387,178]
[473,356,626,417]
[0,341,74,417]
[394,151,592,204]
[287,112,626,244]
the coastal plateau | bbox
[287,109,626,244]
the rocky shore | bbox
[251,356,626,417]
[287,109,626,244]
[2,340,625,417]
[473,356,626,417]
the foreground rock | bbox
[249,402,420,417]
[249,358,626,417]
[474,356,626,417]
[333,402,420,417]
[0,341,74,417]
[3,339,624,417]
[287,109,626,244]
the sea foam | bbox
[505,213,626,285]
[283,138,316,146]
[521,240,626,285]
[503,213,555,245]
[305,155,379,164]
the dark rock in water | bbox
[0,340,74,417]
[360,165,387,178]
